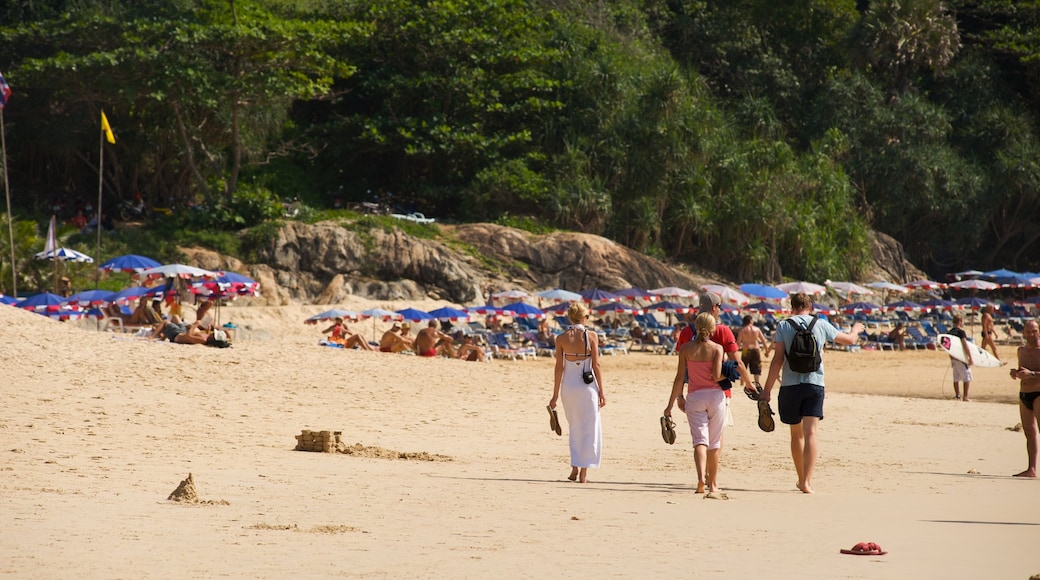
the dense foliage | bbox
[1,0,1040,294]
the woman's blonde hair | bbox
[567,302,590,324]
[694,312,716,341]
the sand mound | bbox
[338,443,453,462]
[167,473,229,505]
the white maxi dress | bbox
[560,328,602,468]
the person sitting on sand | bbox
[1009,319,1040,478]
[379,322,414,353]
[322,316,374,350]
[455,335,487,362]
[537,318,557,348]
[110,296,161,326]
[413,320,455,357]
[149,315,209,345]
[195,297,215,330]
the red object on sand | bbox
[840,542,888,556]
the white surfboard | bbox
[937,334,1005,367]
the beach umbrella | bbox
[358,308,404,321]
[981,268,1019,280]
[502,302,546,319]
[1014,296,1040,308]
[579,288,620,303]
[592,302,640,315]
[465,304,504,316]
[135,263,215,280]
[427,306,471,322]
[33,247,94,263]
[304,309,361,324]
[491,289,529,303]
[948,279,999,291]
[775,281,827,296]
[613,287,656,301]
[645,300,692,314]
[649,287,698,299]
[739,283,788,300]
[865,281,910,293]
[110,285,164,305]
[0,295,18,305]
[905,279,947,290]
[950,269,984,281]
[192,271,261,299]
[395,308,435,322]
[825,280,874,296]
[920,298,959,312]
[17,292,67,312]
[884,300,925,312]
[842,301,882,314]
[743,301,787,314]
[812,302,838,316]
[701,284,750,306]
[97,254,161,273]
[534,288,582,303]
[63,289,116,308]
[542,302,572,313]
[992,275,1037,289]
[955,297,991,311]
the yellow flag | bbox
[100,111,116,144]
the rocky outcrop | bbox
[182,221,926,305]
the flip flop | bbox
[660,416,677,445]
[744,382,763,401]
[547,405,562,436]
[757,398,775,432]
[840,542,888,556]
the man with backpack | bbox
[761,293,863,494]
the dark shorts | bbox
[1021,391,1040,411]
[741,349,762,375]
[778,383,825,424]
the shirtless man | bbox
[149,315,209,345]
[455,335,487,362]
[413,320,455,358]
[379,322,414,353]
[1009,319,1040,478]
[737,315,771,385]
[981,304,1000,360]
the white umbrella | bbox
[775,281,827,296]
[824,280,874,296]
[34,247,94,263]
[865,281,910,293]
[904,279,947,290]
[136,263,215,280]
[649,286,697,298]
[948,279,999,291]
[491,289,529,303]
[701,284,750,306]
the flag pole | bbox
[1,109,15,297]
[95,114,105,290]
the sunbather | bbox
[379,322,414,353]
[149,315,209,345]
[414,320,455,357]
[322,316,375,351]
[455,335,487,362]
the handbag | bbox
[581,330,595,384]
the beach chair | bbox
[554,315,571,330]
[906,326,932,349]
[488,332,535,361]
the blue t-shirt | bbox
[773,314,840,387]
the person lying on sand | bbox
[149,315,210,345]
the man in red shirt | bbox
[677,292,755,396]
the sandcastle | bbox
[294,430,343,453]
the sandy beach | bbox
[2,298,1037,579]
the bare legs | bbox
[568,466,587,483]
[1014,402,1039,478]
[692,445,721,493]
[789,418,819,494]
[962,381,971,402]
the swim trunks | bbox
[1020,391,1040,411]
[419,348,437,357]
[379,346,393,353]
[741,348,762,375]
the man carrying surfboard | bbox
[1009,319,1040,478]
[948,314,974,401]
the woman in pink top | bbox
[664,312,725,494]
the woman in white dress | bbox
[549,302,606,483]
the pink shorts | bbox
[685,388,726,449]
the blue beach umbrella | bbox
[465,304,504,316]
[884,300,925,312]
[744,301,787,313]
[543,302,572,313]
[580,288,620,303]
[981,268,1019,280]
[427,306,471,321]
[110,285,164,305]
[955,297,991,311]
[613,287,655,301]
[1,295,18,305]
[993,275,1037,288]
[592,302,638,315]
[98,254,162,273]
[739,283,788,300]
[645,300,692,314]
[502,302,546,319]
[64,289,117,308]
[396,308,434,322]
[921,298,959,312]
[17,292,67,312]
[812,302,838,316]
[842,301,882,315]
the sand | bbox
[1,298,1037,579]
